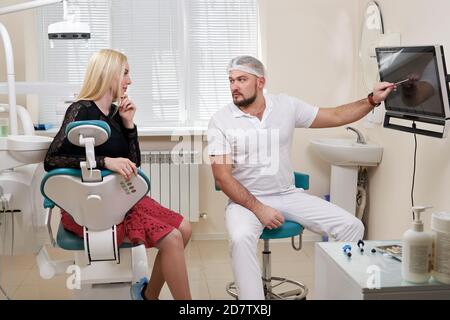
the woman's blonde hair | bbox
[77,49,127,103]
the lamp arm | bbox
[0,0,65,135]
[63,0,68,21]
[0,23,17,135]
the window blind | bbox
[111,0,183,126]
[186,0,258,125]
[37,0,258,127]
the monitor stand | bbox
[384,112,449,138]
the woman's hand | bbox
[104,157,137,180]
[118,95,136,129]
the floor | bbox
[0,240,316,300]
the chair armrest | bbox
[43,198,55,209]
[294,172,309,190]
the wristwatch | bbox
[367,92,381,108]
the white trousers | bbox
[225,188,364,300]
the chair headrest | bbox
[66,120,111,147]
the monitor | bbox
[376,45,450,138]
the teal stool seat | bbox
[56,224,134,251]
[260,221,304,240]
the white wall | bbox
[258,0,360,241]
[259,0,359,200]
[356,0,450,239]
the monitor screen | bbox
[376,46,450,120]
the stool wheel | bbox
[226,282,239,300]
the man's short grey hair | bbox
[227,55,265,77]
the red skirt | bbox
[60,196,184,248]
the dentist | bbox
[207,55,394,300]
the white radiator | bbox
[141,151,199,222]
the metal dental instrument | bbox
[392,78,410,86]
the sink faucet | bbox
[346,126,366,144]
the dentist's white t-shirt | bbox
[207,93,318,196]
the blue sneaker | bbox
[130,277,149,300]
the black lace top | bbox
[44,100,141,172]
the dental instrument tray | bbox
[375,244,402,261]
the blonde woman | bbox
[44,49,192,300]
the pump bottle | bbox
[402,206,433,283]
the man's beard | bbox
[233,92,257,108]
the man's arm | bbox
[210,154,284,229]
[310,82,394,128]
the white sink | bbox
[0,135,53,171]
[309,137,383,217]
[310,138,383,167]
[7,135,53,164]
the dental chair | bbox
[216,172,309,300]
[36,120,150,299]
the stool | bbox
[215,171,310,300]
[226,220,308,300]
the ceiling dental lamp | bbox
[0,0,91,40]
[47,0,90,41]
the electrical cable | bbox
[411,122,418,220]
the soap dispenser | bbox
[402,206,433,283]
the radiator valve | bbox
[199,212,208,219]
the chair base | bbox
[36,244,149,299]
[73,282,133,300]
[226,277,308,300]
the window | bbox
[37,0,258,127]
